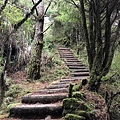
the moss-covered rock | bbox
[62,98,91,116]
[65,114,85,120]
[68,84,74,98]
[75,110,90,120]
[72,84,81,92]
[62,98,80,116]
[72,91,86,101]
[78,102,92,112]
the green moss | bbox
[27,42,43,80]
[65,114,85,120]
[75,110,90,119]
[62,98,80,116]
[72,84,81,92]
[78,102,92,112]
[62,98,92,116]
[6,84,22,98]
[72,91,86,101]
[68,84,74,98]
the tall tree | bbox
[78,0,120,91]
[0,0,42,106]
[49,0,84,51]
[27,0,44,80]
[64,0,120,91]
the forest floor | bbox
[0,70,49,120]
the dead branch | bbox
[32,0,39,16]
[44,0,53,15]
[43,22,54,34]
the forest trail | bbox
[9,47,89,119]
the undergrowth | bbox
[40,45,69,82]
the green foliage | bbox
[72,84,81,92]
[63,98,91,115]
[46,0,83,47]
[0,0,34,48]
[53,68,69,78]
[55,1,80,24]
[65,114,85,120]
[72,92,86,101]
[6,84,22,98]
[3,4,23,26]
[62,98,80,116]
[111,50,120,74]
[76,110,89,118]
[19,0,33,8]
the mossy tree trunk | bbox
[27,1,44,80]
[79,0,120,92]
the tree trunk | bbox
[0,34,12,106]
[27,1,44,80]
[79,0,119,92]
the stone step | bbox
[59,52,73,55]
[62,56,75,58]
[60,55,74,58]
[69,66,87,69]
[59,54,73,57]
[71,76,89,79]
[66,62,83,64]
[61,56,76,59]
[45,84,69,89]
[70,69,89,72]
[52,82,69,85]
[60,53,73,56]
[70,72,89,76]
[67,64,86,67]
[22,93,67,104]
[59,51,73,54]
[10,103,62,119]
[58,47,70,50]
[60,78,79,82]
[34,88,68,94]
[65,60,81,62]
[64,58,78,60]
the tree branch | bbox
[44,0,53,15]
[65,0,79,9]
[110,9,119,26]
[13,0,42,32]
[33,0,52,21]
[109,0,119,15]
[0,0,8,14]
[32,0,39,16]
[43,22,54,34]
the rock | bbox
[75,110,90,120]
[62,98,91,116]
[65,114,85,120]
[72,84,81,92]
[22,93,67,104]
[62,98,80,116]
[72,91,86,101]
[45,115,51,120]
[10,104,62,119]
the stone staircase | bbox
[10,47,89,119]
